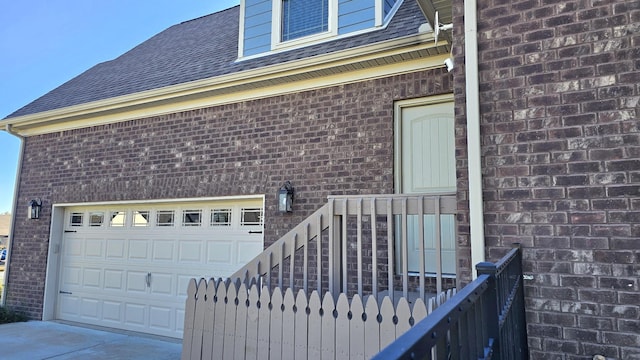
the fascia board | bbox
[1,33,446,136]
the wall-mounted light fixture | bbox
[433,11,454,73]
[444,57,455,72]
[278,181,294,213]
[28,198,42,219]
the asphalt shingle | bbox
[7,1,426,118]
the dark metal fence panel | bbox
[373,244,528,360]
[494,245,529,359]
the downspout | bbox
[3,124,24,304]
[464,0,485,276]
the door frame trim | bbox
[393,93,454,194]
[43,206,65,320]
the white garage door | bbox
[56,198,264,338]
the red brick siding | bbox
[8,69,453,318]
[454,0,640,358]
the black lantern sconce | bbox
[278,181,294,213]
[28,198,42,220]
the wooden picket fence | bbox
[181,278,456,360]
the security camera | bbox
[444,57,454,72]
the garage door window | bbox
[89,212,104,227]
[241,208,263,226]
[157,210,175,226]
[182,210,202,226]
[109,211,126,227]
[133,211,150,227]
[211,208,232,226]
[70,213,83,227]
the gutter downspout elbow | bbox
[5,124,24,140]
[464,0,485,277]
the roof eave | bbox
[1,32,449,136]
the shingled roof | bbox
[7,1,428,119]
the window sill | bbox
[271,30,337,52]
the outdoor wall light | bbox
[444,57,455,72]
[278,181,294,213]
[28,198,42,220]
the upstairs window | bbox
[281,0,328,41]
[242,0,399,57]
[271,0,336,50]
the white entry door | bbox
[56,198,263,338]
[395,99,456,275]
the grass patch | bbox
[0,306,28,324]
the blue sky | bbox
[0,0,239,213]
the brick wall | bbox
[454,0,640,358]
[7,68,453,318]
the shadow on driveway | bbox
[0,321,181,359]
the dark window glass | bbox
[183,210,202,226]
[157,211,175,227]
[282,0,328,41]
[70,213,83,227]
[211,209,232,226]
[241,208,263,226]
[89,212,104,227]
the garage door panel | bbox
[128,240,150,260]
[149,306,173,330]
[124,303,147,326]
[104,269,124,290]
[237,240,264,263]
[152,240,174,261]
[57,198,264,338]
[208,265,238,279]
[149,273,173,295]
[66,238,83,257]
[62,266,82,286]
[102,301,123,322]
[127,271,149,292]
[85,238,104,258]
[106,239,126,259]
[177,276,196,297]
[81,298,101,319]
[178,241,203,262]
[207,241,233,263]
[83,268,101,288]
[59,295,81,317]
[176,309,185,332]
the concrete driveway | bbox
[0,321,181,359]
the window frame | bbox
[132,210,151,227]
[109,210,127,227]
[70,212,84,227]
[211,208,232,227]
[182,209,203,227]
[271,0,338,50]
[240,207,264,227]
[89,212,105,227]
[156,210,175,227]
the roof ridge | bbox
[179,4,240,25]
